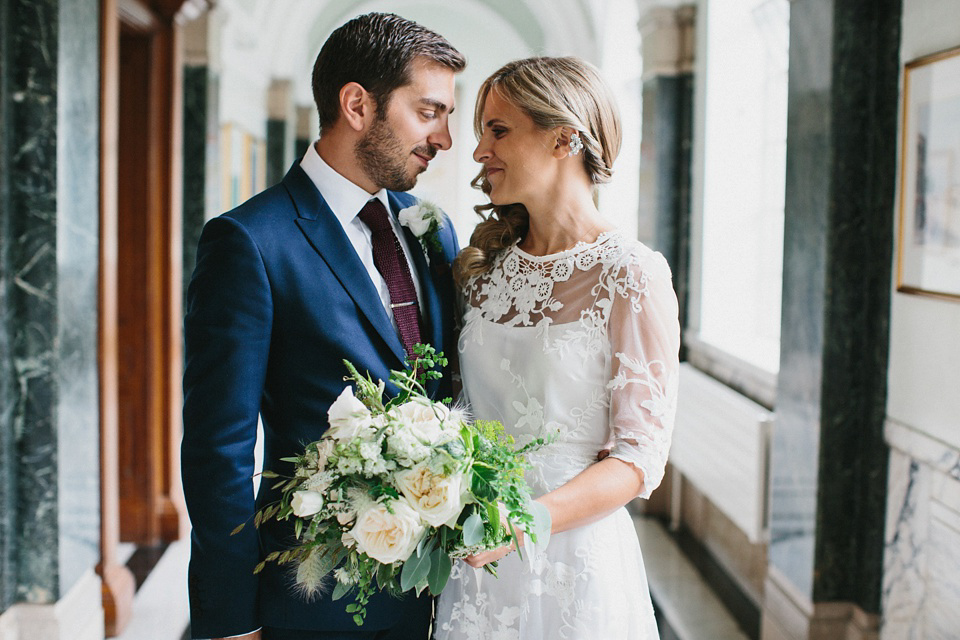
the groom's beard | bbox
[355,115,435,192]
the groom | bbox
[181,13,465,640]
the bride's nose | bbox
[473,138,492,164]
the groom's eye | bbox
[421,110,437,120]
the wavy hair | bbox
[453,57,622,286]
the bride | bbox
[434,57,680,639]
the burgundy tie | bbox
[357,199,424,358]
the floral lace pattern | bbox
[436,232,680,639]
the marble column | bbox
[0,0,104,636]
[637,3,696,348]
[182,10,222,291]
[295,105,315,160]
[266,79,295,187]
[763,0,902,638]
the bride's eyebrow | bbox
[484,118,506,128]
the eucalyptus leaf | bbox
[400,547,432,592]
[427,547,452,595]
[529,500,552,550]
[332,580,352,601]
[462,512,484,547]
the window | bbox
[694,0,789,374]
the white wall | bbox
[887,0,960,448]
[883,6,960,639]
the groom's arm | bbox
[182,215,273,639]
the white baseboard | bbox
[0,570,104,640]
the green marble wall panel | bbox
[8,0,62,605]
[771,0,900,613]
[0,0,101,608]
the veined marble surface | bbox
[883,419,960,640]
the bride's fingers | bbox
[465,546,511,568]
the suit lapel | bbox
[284,165,406,365]
[388,192,445,355]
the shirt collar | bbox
[300,141,392,224]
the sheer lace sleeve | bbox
[606,250,680,499]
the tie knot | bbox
[357,199,392,233]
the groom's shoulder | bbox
[216,181,297,231]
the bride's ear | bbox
[552,126,577,159]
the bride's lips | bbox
[485,167,503,179]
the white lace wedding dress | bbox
[434,231,681,640]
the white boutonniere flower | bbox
[398,201,444,257]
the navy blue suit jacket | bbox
[182,163,460,638]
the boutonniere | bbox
[398,201,444,257]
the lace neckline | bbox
[511,230,620,262]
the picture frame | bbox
[896,45,960,301]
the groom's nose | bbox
[427,119,452,151]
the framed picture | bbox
[897,46,960,300]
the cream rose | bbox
[326,387,371,441]
[291,490,324,517]
[395,464,466,527]
[390,398,452,444]
[351,499,425,564]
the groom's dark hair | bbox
[312,13,465,133]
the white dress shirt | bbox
[299,141,424,330]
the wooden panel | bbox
[98,0,136,634]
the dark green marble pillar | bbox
[643,73,694,344]
[266,118,287,187]
[769,0,901,621]
[0,0,101,611]
[0,0,16,613]
[183,64,219,293]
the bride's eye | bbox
[492,127,507,139]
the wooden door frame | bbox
[99,0,200,633]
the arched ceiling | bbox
[218,0,607,106]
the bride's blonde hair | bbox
[453,56,622,286]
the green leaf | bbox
[260,470,280,478]
[332,580,352,601]
[486,502,501,539]
[462,511,484,547]
[427,547,452,595]
[471,464,499,502]
[528,500,552,550]
[295,518,304,539]
[400,546,432,592]
[231,522,246,536]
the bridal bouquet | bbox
[237,345,550,626]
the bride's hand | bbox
[464,512,525,568]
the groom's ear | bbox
[339,82,375,133]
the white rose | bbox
[395,464,466,527]
[391,398,452,444]
[398,205,432,237]
[291,490,324,517]
[351,499,426,564]
[326,387,371,441]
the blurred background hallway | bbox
[1,0,958,638]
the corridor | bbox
[1,1,958,639]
